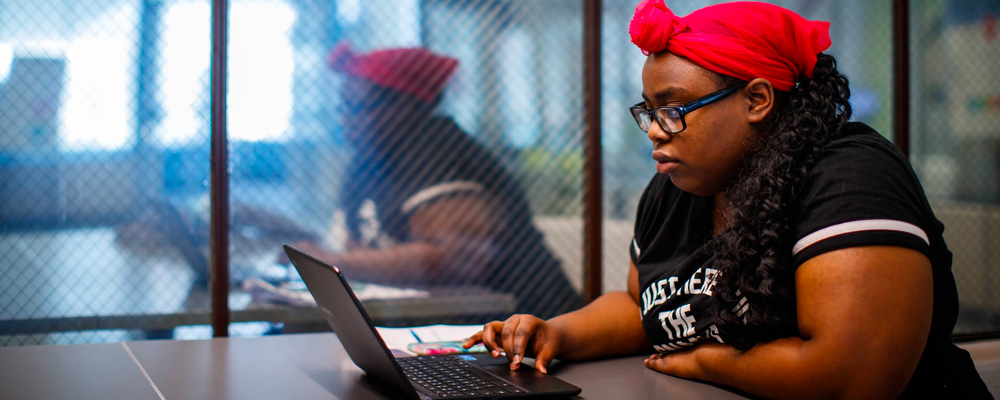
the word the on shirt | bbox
[640,267,720,316]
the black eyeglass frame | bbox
[629,84,744,134]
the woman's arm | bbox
[549,260,652,360]
[466,260,652,372]
[646,245,933,399]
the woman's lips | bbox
[652,151,679,174]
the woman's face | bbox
[640,52,759,196]
[340,78,430,149]
[341,79,392,146]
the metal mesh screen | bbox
[2,0,998,347]
[909,0,1000,335]
[0,0,213,345]
[1,0,586,345]
[228,0,585,331]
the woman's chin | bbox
[667,175,716,197]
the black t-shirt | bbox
[343,116,581,319]
[630,122,989,397]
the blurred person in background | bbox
[283,44,581,319]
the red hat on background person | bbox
[327,42,459,103]
[629,0,831,91]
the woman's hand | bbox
[643,342,736,379]
[462,314,565,374]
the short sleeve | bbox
[792,126,934,266]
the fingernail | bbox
[513,354,522,365]
[491,350,500,357]
[539,366,547,374]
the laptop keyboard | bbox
[398,356,528,398]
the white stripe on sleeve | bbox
[792,219,929,256]
[400,180,485,214]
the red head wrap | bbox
[629,1,831,91]
[327,43,459,102]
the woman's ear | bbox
[745,78,775,124]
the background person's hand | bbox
[462,314,564,374]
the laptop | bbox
[283,244,582,400]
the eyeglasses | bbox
[629,85,743,134]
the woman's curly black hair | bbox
[707,53,853,350]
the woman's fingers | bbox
[474,321,505,357]
[643,348,701,379]
[461,331,481,349]
[644,352,677,375]
[500,315,522,367]
[513,318,541,369]
[483,322,503,357]
[502,315,547,370]
[533,339,556,374]
[463,315,553,371]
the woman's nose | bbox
[646,120,672,143]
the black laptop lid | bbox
[283,244,420,400]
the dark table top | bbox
[4,331,999,399]
[0,332,754,399]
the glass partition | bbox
[0,0,212,345]
[909,0,1000,335]
[2,0,997,346]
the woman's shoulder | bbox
[823,122,904,158]
[792,122,937,265]
[807,121,927,199]
[812,122,915,179]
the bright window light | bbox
[339,0,361,24]
[158,0,295,146]
[0,43,13,83]
[158,2,211,147]
[63,37,132,151]
[60,4,136,151]
[228,2,295,142]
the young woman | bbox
[464,1,990,398]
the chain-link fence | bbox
[1,0,998,346]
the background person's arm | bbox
[286,194,497,285]
[645,245,933,399]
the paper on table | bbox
[376,324,485,356]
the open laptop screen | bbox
[283,244,421,400]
